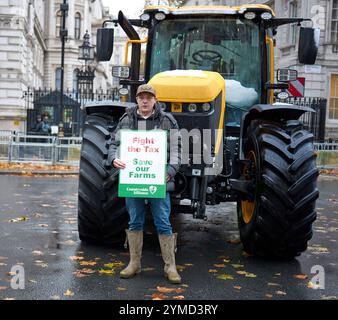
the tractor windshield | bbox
[149,17,262,125]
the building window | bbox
[332,0,338,43]
[289,1,298,45]
[75,13,81,40]
[56,10,62,38]
[329,74,338,120]
[55,68,62,91]
[73,69,79,92]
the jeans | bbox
[125,193,172,235]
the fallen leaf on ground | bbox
[214,264,226,268]
[231,264,244,269]
[293,274,308,280]
[268,283,280,287]
[0,286,8,290]
[276,291,287,295]
[79,261,97,266]
[142,267,155,272]
[233,286,242,290]
[237,271,257,278]
[32,250,44,256]
[152,293,168,300]
[6,272,16,276]
[35,261,48,268]
[173,295,185,300]
[79,268,96,274]
[217,274,234,281]
[104,261,125,268]
[117,287,127,291]
[184,263,193,267]
[64,289,74,297]
[265,294,273,299]
[3,298,15,300]
[321,295,338,300]
[308,245,329,254]
[208,269,218,273]
[98,269,115,275]
[8,216,29,223]
[51,295,61,300]
[40,204,52,207]
[157,286,185,294]
[0,263,7,266]
[28,280,37,284]
[69,256,84,261]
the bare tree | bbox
[144,0,187,7]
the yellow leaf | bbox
[79,268,96,274]
[8,216,29,223]
[184,263,193,267]
[117,287,127,291]
[173,295,185,300]
[64,289,74,297]
[233,286,242,290]
[98,269,115,275]
[236,271,257,278]
[231,264,244,269]
[157,286,185,294]
[142,267,155,272]
[217,274,234,280]
[208,269,218,273]
[104,261,125,268]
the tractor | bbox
[78,5,320,258]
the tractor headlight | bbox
[188,103,197,112]
[244,12,256,20]
[202,103,211,112]
[154,12,166,21]
[261,12,273,20]
[140,13,150,21]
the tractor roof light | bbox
[261,12,273,20]
[244,12,256,20]
[140,13,151,21]
[154,12,166,21]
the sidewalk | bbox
[0,163,79,176]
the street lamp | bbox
[59,0,68,138]
[78,31,95,101]
[78,30,95,67]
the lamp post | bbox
[59,0,68,138]
[78,30,95,100]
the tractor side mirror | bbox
[298,27,320,65]
[96,28,114,61]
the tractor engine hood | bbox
[148,70,225,103]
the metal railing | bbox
[314,142,338,169]
[0,132,82,165]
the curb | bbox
[0,170,79,176]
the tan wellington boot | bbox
[120,230,143,279]
[158,233,181,284]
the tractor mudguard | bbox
[84,101,136,118]
[239,104,315,159]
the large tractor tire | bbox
[78,113,128,245]
[237,119,319,258]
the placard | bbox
[118,130,167,198]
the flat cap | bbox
[136,84,156,97]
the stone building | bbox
[0,0,114,133]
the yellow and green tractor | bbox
[78,5,320,258]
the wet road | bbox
[0,175,337,300]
